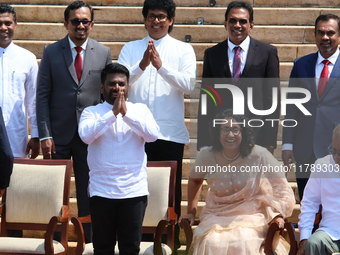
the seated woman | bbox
[179,109,295,255]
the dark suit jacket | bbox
[0,107,14,189]
[37,36,112,145]
[197,37,280,150]
[282,52,340,162]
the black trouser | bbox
[296,153,316,201]
[145,139,184,252]
[53,132,92,243]
[90,195,147,255]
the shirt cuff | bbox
[299,228,312,241]
[157,64,170,77]
[122,109,136,126]
[282,143,293,151]
[131,62,144,77]
[40,137,52,141]
[103,110,116,125]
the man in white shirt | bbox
[282,14,340,201]
[78,63,159,254]
[297,124,340,255]
[118,0,196,250]
[0,4,39,159]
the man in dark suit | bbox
[0,107,14,198]
[282,14,340,201]
[197,1,280,153]
[36,0,111,242]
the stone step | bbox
[13,23,315,44]
[13,6,339,26]
[5,0,340,7]
[14,40,317,63]
[4,0,239,7]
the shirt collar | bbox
[68,36,88,51]
[228,36,250,52]
[147,34,169,46]
[317,48,339,66]
[0,41,14,53]
[103,100,130,109]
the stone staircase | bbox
[1,0,337,253]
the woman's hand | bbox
[270,216,285,229]
[179,213,195,227]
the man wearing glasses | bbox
[118,0,196,252]
[36,0,111,243]
[297,124,340,255]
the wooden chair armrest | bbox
[264,221,298,255]
[0,203,3,215]
[153,219,169,255]
[168,207,177,222]
[45,216,59,255]
[58,205,71,223]
[71,217,86,255]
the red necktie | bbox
[318,60,330,98]
[233,46,242,82]
[75,46,82,82]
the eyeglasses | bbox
[328,144,340,157]
[220,127,241,136]
[70,18,92,27]
[146,14,168,22]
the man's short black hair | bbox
[315,13,340,35]
[64,1,93,22]
[0,4,16,22]
[225,1,253,23]
[142,0,176,33]
[101,63,130,85]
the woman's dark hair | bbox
[210,109,255,158]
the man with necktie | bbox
[282,13,340,200]
[36,0,112,242]
[197,1,280,154]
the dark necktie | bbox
[318,59,330,98]
[75,46,82,82]
[233,46,242,82]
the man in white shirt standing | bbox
[0,4,39,159]
[297,124,340,255]
[78,63,159,255]
[118,1,196,250]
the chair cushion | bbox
[83,242,172,255]
[6,164,66,224]
[143,166,171,227]
[0,237,65,254]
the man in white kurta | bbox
[78,63,159,255]
[297,124,340,255]
[118,1,196,251]
[0,4,39,158]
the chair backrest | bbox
[142,161,177,227]
[1,158,72,232]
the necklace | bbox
[222,150,240,161]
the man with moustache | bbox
[197,1,280,154]
[296,124,340,255]
[78,63,159,255]
[118,0,196,251]
[282,14,340,201]
[0,4,40,159]
[36,0,111,242]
